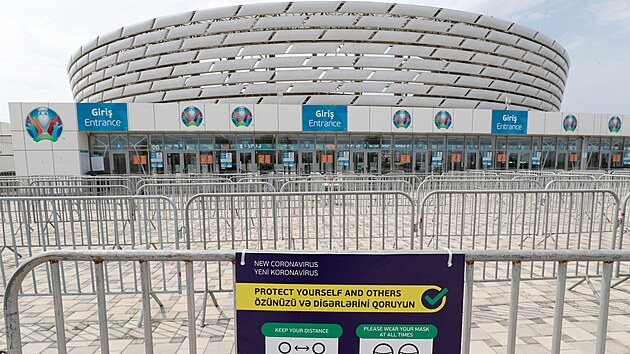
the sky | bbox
[1,0,629,123]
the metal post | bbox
[95,261,110,354]
[507,261,521,354]
[139,260,154,353]
[551,261,567,354]
[51,260,67,354]
[595,261,613,354]
[461,261,474,354]
[185,261,196,354]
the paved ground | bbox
[1,274,629,353]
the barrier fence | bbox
[417,189,620,282]
[0,196,179,296]
[3,249,627,354]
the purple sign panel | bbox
[235,252,465,354]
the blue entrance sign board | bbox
[235,252,465,353]
[491,110,528,135]
[77,103,128,131]
[302,105,347,132]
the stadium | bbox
[8,1,630,175]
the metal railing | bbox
[3,249,628,354]
[417,189,620,281]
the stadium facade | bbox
[7,2,630,175]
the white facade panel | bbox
[153,103,180,132]
[544,112,562,135]
[253,105,279,132]
[527,111,545,134]
[453,109,473,133]
[204,104,230,132]
[27,150,55,175]
[412,108,434,133]
[369,107,390,133]
[53,150,83,175]
[471,109,491,134]
[13,150,27,176]
[50,130,79,151]
[348,106,370,132]
[9,103,23,133]
[278,105,301,132]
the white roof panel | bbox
[286,1,341,13]
[197,47,241,60]
[223,31,272,45]
[321,29,373,41]
[167,23,209,40]
[432,48,473,61]
[185,73,228,87]
[466,89,501,101]
[355,16,406,29]
[211,58,258,72]
[476,15,512,31]
[133,92,165,103]
[139,67,173,81]
[151,77,186,91]
[456,76,493,88]
[172,62,212,76]
[470,53,505,66]
[405,19,451,32]
[122,19,154,37]
[145,40,182,56]
[290,82,339,93]
[486,31,519,45]
[209,18,255,33]
[289,42,339,54]
[163,88,201,101]
[494,45,525,59]
[240,43,291,56]
[238,2,289,16]
[182,35,225,50]
[353,95,400,106]
[516,38,542,53]
[444,62,483,75]
[306,56,356,67]
[153,12,193,29]
[388,45,434,57]
[416,72,459,84]
[400,96,443,107]
[102,88,125,101]
[254,15,305,29]
[370,70,418,82]
[339,82,387,93]
[440,99,478,108]
[385,83,430,95]
[107,38,133,55]
[113,72,140,87]
[272,29,323,41]
[226,71,274,83]
[436,8,479,23]
[355,56,403,68]
[339,2,391,13]
[157,52,197,66]
[123,82,151,96]
[274,69,323,81]
[461,39,498,53]
[97,28,123,46]
[200,85,244,98]
[305,15,358,27]
[257,57,306,69]
[127,57,159,72]
[419,34,464,47]
[371,31,420,43]
[402,58,446,71]
[192,6,239,21]
[490,80,519,92]
[88,46,108,62]
[117,47,146,62]
[243,83,291,95]
[480,67,512,80]
[508,23,538,39]
[449,24,489,38]
[390,4,439,17]
[339,43,389,55]
[306,95,355,105]
[322,69,372,80]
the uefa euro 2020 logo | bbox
[25,107,63,142]
[563,115,577,132]
[393,109,412,129]
[232,106,253,127]
[434,110,452,129]
[609,116,622,133]
[181,106,203,127]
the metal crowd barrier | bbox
[0,185,132,197]
[417,189,620,282]
[415,178,543,202]
[135,176,232,190]
[4,249,627,354]
[279,179,414,195]
[184,191,415,325]
[29,177,136,193]
[0,196,179,296]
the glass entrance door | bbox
[111,152,128,174]
[466,152,478,170]
[238,151,255,173]
[299,151,315,174]
[166,152,182,174]
[183,152,198,174]
[367,152,380,174]
[353,152,366,173]
[414,152,428,173]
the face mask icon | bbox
[373,343,394,354]
[398,343,420,354]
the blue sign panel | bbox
[77,103,128,131]
[302,105,347,132]
[491,110,528,135]
[235,252,465,354]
